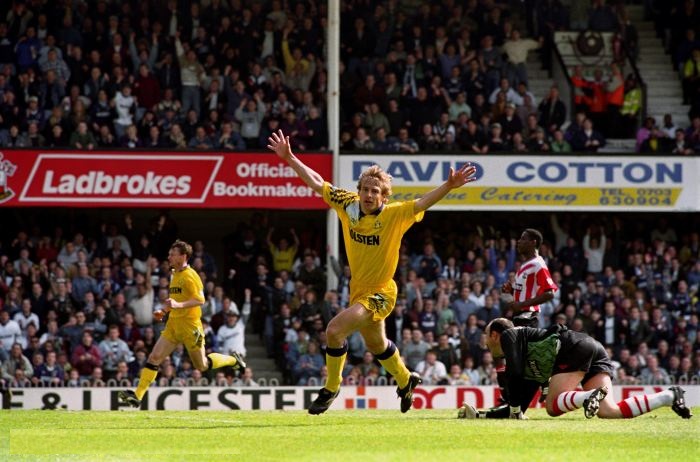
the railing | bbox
[551,37,575,121]
[5,376,281,388]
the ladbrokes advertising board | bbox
[0,150,331,208]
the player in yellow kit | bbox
[118,240,245,407]
[267,130,477,414]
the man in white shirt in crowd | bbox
[415,350,448,385]
[217,311,246,358]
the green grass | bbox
[1,408,698,462]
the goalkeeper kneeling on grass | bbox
[458,318,692,420]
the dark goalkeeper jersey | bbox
[500,324,589,407]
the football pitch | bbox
[1,408,697,461]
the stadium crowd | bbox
[0,0,697,153]
[0,210,698,389]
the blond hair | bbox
[356,165,392,196]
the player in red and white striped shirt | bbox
[502,228,557,328]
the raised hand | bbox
[446,162,478,189]
[267,129,293,160]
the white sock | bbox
[618,390,673,418]
[555,389,599,413]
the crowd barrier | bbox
[3,385,698,411]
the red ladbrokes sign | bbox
[0,150,332,208]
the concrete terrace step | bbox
[636,30,658,38]
[599,138,636,153]
[639,51,671,62]
[635,23,656,31]
[641,81,685,89]
[643,73,685,81]
[646,88,683,97]
[636,63,676,71]
[639,38,664,47]
[637,57,673,65]
[648,106,690,114]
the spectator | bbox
[98,325,132,381]
[32,350,64,385]
[235,92,266,148]
[217,312,246,358]
[639,127,672,154]
[682,48,700,105]
[112,84,136,139]
[175,33,205,116]
[671,129,695,155]
[395,127,419,153]
[572,118,605,152]
[620,75,642,138]
[69,121,96,150]
[1,343,33,383]
[550,129,572,152]
[133,64,161,114]
[0,311,23,357]
[583,226,607,275]
[415,350,448,385]
[403,329,431,371]
[639,355,671,385]
[188,126,215,150]
[538,86,567,135]
[502,30,542,86]
[71,331,102,380]
[293,340,323,385]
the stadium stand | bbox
[0,1,697,153]
[0,210,698,388]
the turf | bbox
[1,408,697,462]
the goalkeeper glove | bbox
[510,406,524,419]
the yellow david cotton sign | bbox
[339,155,697,211]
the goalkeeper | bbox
[460,318,692,420]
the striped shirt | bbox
[513,256,557,312]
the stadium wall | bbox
[4,385,699,411]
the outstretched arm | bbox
[267,129,324,194]
[414,163,477,214]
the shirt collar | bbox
[359,204,384,218]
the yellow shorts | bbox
[161,317,205,351]
[350,279,398,321]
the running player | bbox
[268,129,477,414]
[118,240,246,407]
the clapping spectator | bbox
[572,118,605,152]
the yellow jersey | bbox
[322,182,424,288]
[168,265,205,321]
[269,244,297,273]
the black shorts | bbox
[513,311,539,328]
[552,337,615,385]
